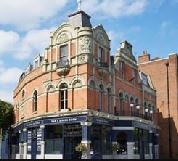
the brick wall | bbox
[139,53,178,159]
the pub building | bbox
[11,1,159,159]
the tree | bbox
[0,100,14,137]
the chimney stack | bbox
[138,50,150,64]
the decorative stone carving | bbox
[96,33,107,47]
[79,36,92,53]
[58,33,69,44]
[78,54,87,64]
[73,80,82,88]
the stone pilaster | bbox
[80,122,92,159]
[154,133,159,159]
[149,130,153,159]
[23,128,27,159]
[40,125,45,159]
[127,142,135,159]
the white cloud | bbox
[0,0,69,30]
[0,60,4,73]
[0,89,13,103]
[82,0,148,18]
[0,67,23,85]
[0,60,23,102]
[0,31,20,54]
[107,31,125,42]
[0,27,56,60]
[15,27,56,60]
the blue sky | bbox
[0,0,178,102]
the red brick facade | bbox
[139,52,178,159]
[12,11,159,159]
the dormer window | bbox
[60,45,68,62]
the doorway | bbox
[64,137,81,159]
[31,129,37,159]
[63,124,82,159]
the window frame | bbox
[98,47,103,63]
[59,83,68,110]
[32,90,38,112]
[60,45,69,62]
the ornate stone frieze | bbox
[78,54,87,64]
[96,33,106,46]
[58,33,69,44]
[79,36,92,53]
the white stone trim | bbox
[45,154,63,159]
[81,140,91,144]
[112,141,117,144]
[23,128,27,132]
[112,127,135,130]
[80,122,92,126]
[40,125,45,129]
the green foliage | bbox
[75,143,87,153]
[112,143,119,152]
[0,100,14,136]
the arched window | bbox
[89,80,95,89]
[134,98,140,116]
[32,90,38,112]
[130,97,134,104]
[99,84,104,111]
[144,102,149,119]
[59,83,68,110]
[125,94,129,102]
[135,98,139,105]
[130,97,134,115]
[22,90,25,101]
[117,132,127,154]
[147,104,152,120]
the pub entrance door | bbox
[63,124,82,159]
[31,129,37,159]
[64,137,81,159]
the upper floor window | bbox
[32,90,38,112]
[22,90,25,101]
[59,83,68,110]
[119,61,125,79]
[89,80,96,89]
[60,45,68,62]
[98,47,103,63]
[130,69,136,84]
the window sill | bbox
[61,109,70,112]
[32,111,37,115]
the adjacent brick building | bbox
[11,9,159,159]
[138,51,178,159]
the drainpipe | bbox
[166,62,172,159]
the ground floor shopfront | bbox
[11,113,159,159]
